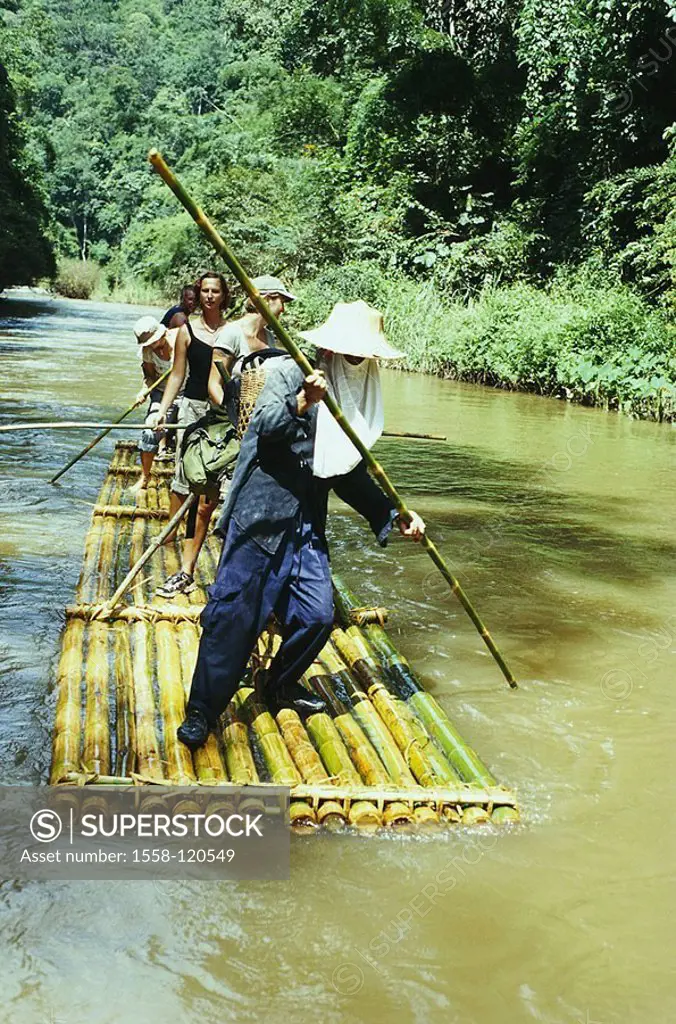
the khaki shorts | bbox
[172,397,210,496]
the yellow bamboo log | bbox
[275,709,346,829]
[82,622,111,775]
[155,619,196,784]
[233,689,318,833]
[175,618,227,782]
[93,505,169,519]
[50,618,85,783]
[114,624,136,777]
[221,706,258,785]
[132,620,163,779]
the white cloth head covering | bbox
[312,353,383,478]
[299,300,403,360]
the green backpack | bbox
[180,408,239,497]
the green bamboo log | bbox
[233,688,318,833]
[275,708,346,829]
[49,369,171,483]
[329,627,459,788]
[333,577,501,788]
[221,704,259,785]
[50,618,85,783]
[306,666,414,829]
[148,149,517,691]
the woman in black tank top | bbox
[183,322,215,401]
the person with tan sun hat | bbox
[176,299,425,751]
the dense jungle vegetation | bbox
[2,0,676,417]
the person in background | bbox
[132,316,180,493]
[149,270,231,597]
[161,284,198,329]
[216,275,296,375]
[176,300,426,750]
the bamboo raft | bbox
[50,441,519,833]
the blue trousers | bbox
[188,516,334,724]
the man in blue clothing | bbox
[177,302,425,750]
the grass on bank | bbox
[51,257,676,422]
[292,263,676,422]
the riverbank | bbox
[292,263,676,423]
[43,257,676,423]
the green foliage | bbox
[53,257,101,298]
[0,59,54,288]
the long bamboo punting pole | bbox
[106,494,196,612]
[49,370,172,483]
[0,421,184,433]
[148,149,517,691]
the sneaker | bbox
[177,707,210,750]
[156,571,196,598]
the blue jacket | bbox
[216,357,396,554]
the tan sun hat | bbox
[298,300,404,359]
[134,315,166,348]
[251,275,297,302]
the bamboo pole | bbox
[105,493,196,612]
[381,430,447,440]
[306,666,414,829]
[155,619,197,784]
[49,369,171,483]
[82,622,111,775]
[114,624,136,777]
[50,618,85,783]
[0,421,185,433]
[233,688,318,833]
[176,618,227,782]
[148,148,518,691]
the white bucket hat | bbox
[251,275,297,302]
[134,315,166,348]
[298,300,403,359]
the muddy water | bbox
[0,291,674,1024]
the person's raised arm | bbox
[150,327,188,427]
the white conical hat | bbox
[298,300,404,359]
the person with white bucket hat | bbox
[177,299,425,752]
[132,315,181,492]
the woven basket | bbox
[236,362,269,439]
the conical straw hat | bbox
[298,300,404,359]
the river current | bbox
[0,291,673,1024]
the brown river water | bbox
[0,291,673,1024]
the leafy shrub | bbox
[53,258,101,299]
